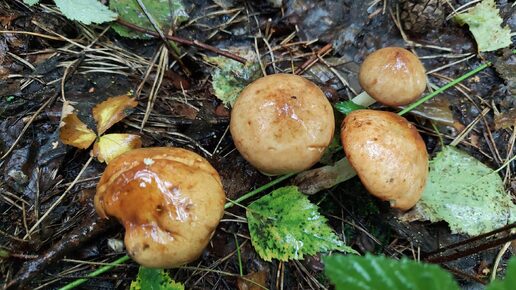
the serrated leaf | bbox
[206,50,262,106]
[59,101,97,149]
[92,95,138,135]
[324,254,460,290]
[453,0,512,52]
[130,267,184,290]
[23,0,39,6]
[110,0,188,39]
[246,186,356,262]
[54,0,117,25]
[334,101,365,115]
[486,258,516,290]
[92,133,141,163]
[416,146,516,236]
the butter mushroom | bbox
[230,74,335,175]
[341,110,428,210]
[94,147,225,268]
[352,47,427,107]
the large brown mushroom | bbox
[341,110,428,210]
[230,74,335,175]
[94,147,226,268]
[352,47,427,107]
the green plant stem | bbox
[234,234,244,276]
[398,62,490,116]
[224,173,295,209]
[59,255,130,290]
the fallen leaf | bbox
[59,101,96,149]
[237,271,268,290]
[92,95,138,135]
[494,108,516,130]
[92,133,142,163]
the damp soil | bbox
[0,0,514,289]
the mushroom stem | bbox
[350,91,377,107]
[293,157,357,195]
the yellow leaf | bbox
[92,133,142,163]
[93,95,138,135]
[59,101,97,149]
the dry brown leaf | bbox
[92,94,137,135]
[59,101,97,149]
[92,133,141,163]
[237,271,267,290]
[494,108,516,130]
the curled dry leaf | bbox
[92,94,138,135]
[59,101,96,149]
[92,133,142,163]
[237,271,267,290]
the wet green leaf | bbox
[334,101,365,115]
[110,0,188,39]
[54,0,117,25]
[324,254,460,290]
[247,186,356,262]
[418,146,515,236]
[454,0,512,52]
[130,267,184,290]
[487,258,516,290]
[23,0,39,6]
[206,52,262,107]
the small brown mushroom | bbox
[341,110,428,210]
[352,47,427,107]
[94,147,226,268]
[230,74,335,175]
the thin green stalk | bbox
[234,234,244,276]
[398,62,491,116]
[59,255,130,290]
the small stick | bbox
[294,43,332,75]
[116,19,246,64]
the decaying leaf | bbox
[237,271,268,290]
[130,267,184,290]
[454,0,512,52]
[110,0,189,39]
[92,94,138,135]
[92,133,142,163]
[494,108,516,130]
[246,186,356,262]
[206,49,262,106]
[59,101,96,149]
[403,146,516,236]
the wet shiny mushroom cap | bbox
[230,74,335,175]
[341,110,428,210]
[95,147,225,268]
[359,47,426,106]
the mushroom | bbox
[351,47,427,107]
[341,110,428,210]
[230,73,335,175]
[94,147,226,268]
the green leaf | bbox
[23,0,40,6]
[130,267,184,290]
[324,254,460,290]
[453,0,512,52]
[246,186,356,262]
[206,53,262,107]
[110,0,188,39]
[487,258,516,290]
[417,146,515,236]
[334,101,365,115]
[54,0,117,25]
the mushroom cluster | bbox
[95,147,225,268]
[230,74,335,175]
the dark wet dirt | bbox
[0,0,515,289]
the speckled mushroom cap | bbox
[95,147,225,268]
[341,110,428,210]
[230,74,335,175]
[359,47,426,106]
